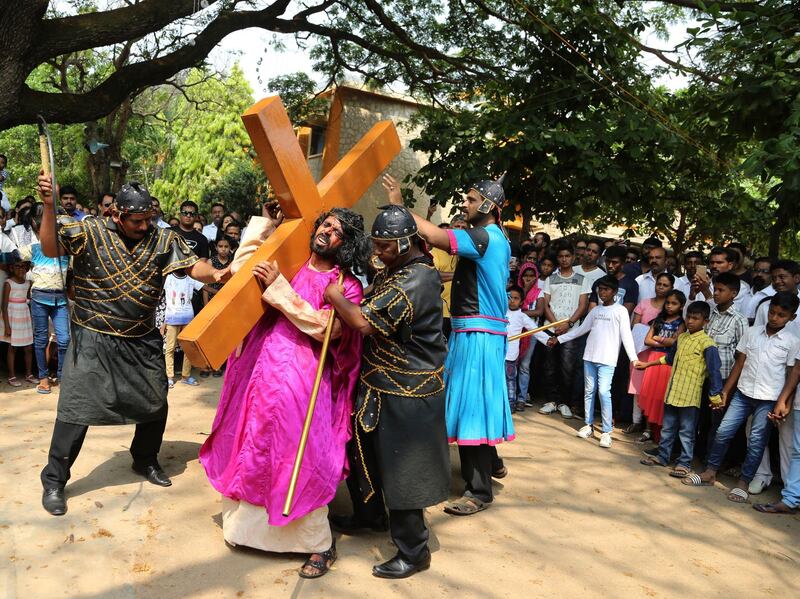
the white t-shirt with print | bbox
[543,270,590,323]
[164,274,203,326]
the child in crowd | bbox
[161,271,204,388]
[696,272,748,466]
[549,276,640,448]
[505,286,548,413]
[638,301,722,477]
[627,272,675,439]
[683,292,800,503]
[3,261,34,386]
[515,263,543,410]
[200,237,233,377]
[638,290,686,441]
[754,354,800,514]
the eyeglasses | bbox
[181,210,196,217]
[753,268,771,274]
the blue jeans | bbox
[583,361,614,433]
[516,340,536,400]
[31,298,70,380]
[782,409,800,508]
[658,404,699,469]
[707,391,774,483]
[505,360,518,408]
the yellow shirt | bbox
[431,247,457,318]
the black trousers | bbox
[458,444,503,504]
[40,418,167,489]
[344,438,429,564]
[543,338,581,409]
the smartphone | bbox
[696,264,707,278]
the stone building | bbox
[296,84,455,227]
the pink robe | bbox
[199,262,363,526]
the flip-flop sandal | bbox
[640,457,665,467]
[727,487,749,504]
[25,375,37,384]
[36,384,51,394]
[669,466,691,479]
[7,377,21,387]
[298,542,336,579]
[753,502,798,514]
[682,473,714,487]
[443,496,488,516]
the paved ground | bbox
[1,378,799,599]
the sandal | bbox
[682,473,714,487]
[8,377,21,387]
[36,384,51,394]
[753,502,798,515]
[727,487,749,504]
[669,466,691,479]
[298,541,336,579]
[492,466,508,479]
[635,430,652,444]
[25,374,37,384]
[443,496,488,516]
[48,376,59,386]
[640,456,665,467]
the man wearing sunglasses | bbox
[171,200,209,261]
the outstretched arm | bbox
[383,174,451,251]
[187,260,230,285]
[324,283,377,336]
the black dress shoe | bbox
[132,463,172,487]
[372,553,431,579]
[329,513,388,534]
[42,488,67,516]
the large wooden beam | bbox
[178,96,401,369]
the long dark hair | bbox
[313,208,372,276]
[652,289,686,334]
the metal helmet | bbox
[471,173,506,214]
[115,181,152,214]
[370,204,418,255]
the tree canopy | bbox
[0,0,796,255]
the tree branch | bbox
[654,0,762,11]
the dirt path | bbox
[1,379,798,598]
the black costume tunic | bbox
[56,217,198,426]
[354,258,449,510]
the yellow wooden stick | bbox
[507,318,570,342]
[282,272,344,517]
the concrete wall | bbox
[318,87,454,229]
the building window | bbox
[308,126,326,157]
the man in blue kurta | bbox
[383,173,513,516]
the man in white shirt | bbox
[574,239,606,288]
[751,260,800,337]
[744,257,774,323]
[539,242,591,419]
[694,247,751,312]
[202,202,225,242]
[674,250,704,297]
[685,292,800,503]
[635,246,668,301]
[150,197,171,229]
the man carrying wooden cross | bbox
[199,207,370,578]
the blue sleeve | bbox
[663,338,678,366]
[704,346,723,396]
[448,228,490,261]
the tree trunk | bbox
[84,99,133,197]
[768,194,790,259]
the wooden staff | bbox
[282,271,344,517]
[508,318,570,342]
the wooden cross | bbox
[178,96,401,369]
